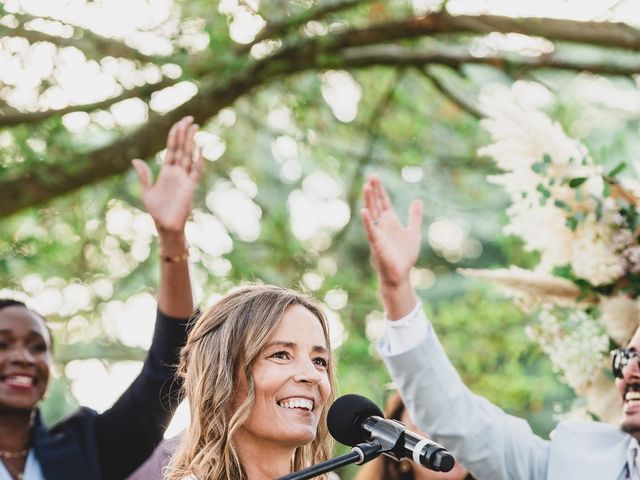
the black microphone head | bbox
[327,394,384,447]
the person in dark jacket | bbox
[0,115,203,480]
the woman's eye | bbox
[32,343,48,353]
[313,357,328,368]
[0,341,8,350]
[270,351,290,360]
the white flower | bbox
[459,266,582,307]
[552,374,621,425]
[599,294,639,345]
[570,216,625,286]
[582,369,622,425]
[504,202,574,269]
[478,83,639,423]
[479,83,606,270]
[528,310,609,395]
[479,84,587,174]
[623,245,640,274]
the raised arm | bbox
[360,175,423,319]
[360,175,550,480]
[91,117,203,479]
[133,115,203,318]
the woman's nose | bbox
[293,359,322,384]
[9,345,35,365]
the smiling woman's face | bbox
[0,305,52,412]
[235,304,331,449]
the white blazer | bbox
[381,328,631,479]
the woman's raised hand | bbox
[132,116,204,234]
[361,176,423,318]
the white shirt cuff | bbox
[379,301,430,356]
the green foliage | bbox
[430,289,574,436]
[41,374,80,425]
[3,2,636,472]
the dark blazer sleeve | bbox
[93,309,191,480]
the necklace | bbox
[0,450,27,459]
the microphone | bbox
[327,394,455,473]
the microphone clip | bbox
[361,416,407,461]
[352,441,384,465]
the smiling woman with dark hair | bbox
[0,116,203,480]
[0,300,52,418]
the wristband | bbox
[160,248,189,263]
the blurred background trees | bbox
[3,0,640,471]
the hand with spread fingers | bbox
[132,116,204,234]
[360,175,423,319]
[0,117,203,480]
[131,115,202,317]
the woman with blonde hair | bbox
[166,283,336,480]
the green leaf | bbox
[568,177,588,188]
[542,154,552,164]
[536,184,550,197]
[595,199,603,221]
[608,162,626,177]
[552,264,573,279]
[622,206,639,232]
[603,181,612,197]
[531,162,547,174]
[554,199,568,210]
[536,184,550,205]
[566,217,579,230]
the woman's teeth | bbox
[5,375,34,386]
[278,398,313,411]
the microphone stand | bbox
[277,442,382,480]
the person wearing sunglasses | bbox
[613,346,640,435]
[360,175,635,480]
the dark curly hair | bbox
[0,298,53,351]
[0,299,28,310]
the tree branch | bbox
[245,0,375,50]
[0,67,261,218]
[3,12,640,217]
[333,70,403,246]
[420,66,483,119]
[3,12,164,64]
[320,11,640,52]
[0,77,179,127]
[321,44,640,77]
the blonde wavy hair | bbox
[166,283,336,480]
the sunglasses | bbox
[612,348,640,379]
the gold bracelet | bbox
[159,249,189,263]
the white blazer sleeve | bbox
[379,313,550,480]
